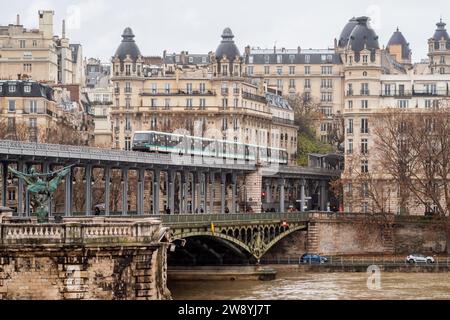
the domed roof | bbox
[347,16,380,53]
[338,17,358,48]
[215,28,241,62]
[388,28,411,59]
[432,20,450,41]
[114,27,141,61]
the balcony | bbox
[360,90,370,96]
[272,117,295,126]
[140,89,216,96]
[380,89,449,97]
[242,92,267,104]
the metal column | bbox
[1,162,6,207]
[137,168,145,215]
[203,173,207,213]
[25,163,30,217]
[221,172,226,214]
[320,180,328,212]
[300,179,306,212]
[279,178,286,213]
[122,167,128,216]
[43,163,52,217]
[85,164,92,216]
[17,162,24,216]
[209,172,215,214]
[153,169,160,215]
[64,166,73,216]
[104,166,110,216]
[169,170,175,213]
[231,172,237,214]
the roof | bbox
[387,28,411,60]
[215,28,241,62]
[245,50,341,64]
[114,27,141,61]
[265,92,292,110]
[347,16,380,54]
[431,20,450,50]
[0,80,53,100]
[338,17,358,48]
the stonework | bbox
[0,217,171,300]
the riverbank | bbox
[168,266,277,281]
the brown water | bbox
[169,271,450,300]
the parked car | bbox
[300,253,328,264]
[406,253,435,264]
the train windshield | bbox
[133,133,151,143]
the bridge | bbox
[0,140,340,218]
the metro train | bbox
[132,131,288,165]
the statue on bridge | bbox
[9,165,73,223]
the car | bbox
[406,253,435,264]
[300,253,328,264]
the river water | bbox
[169,270,450,300]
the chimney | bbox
[62,19,66,38]
[297,46,301,54]
[16,14,20,25]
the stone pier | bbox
[0,215,172,300]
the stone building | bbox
[339,17,450,215]
[109,27,298,164]
[0,10,82,85]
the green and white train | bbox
[132,131,288,165]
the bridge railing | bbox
[156,212,310,225]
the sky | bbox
[1,0,449,63]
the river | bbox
[169,270,450,300]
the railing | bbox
[272,117,296,126]
[380,90,450,97]
[140,89,216,96]
[0,217,163,245]
[156,212,310,225]
[242,92,267,104]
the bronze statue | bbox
[9,165,73,223]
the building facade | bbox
[0,10,82,85]
[109,27,298,164]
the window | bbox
[277,67,283,75]
[164,83,171,94]
[361,118,369,134]
[8,100,16,112]
[361,100,368,109]
[277,55,282,64]
[398,100,408,108]
[347,139,353,154]
[247,66,254,75]
[23,63,32,73]
[264,55,270,64]
[321,66,332,75]
[164,99,170,110]
[150,83,157,94]
[222,65,228,75]
[305,55,310,64]
[277,79,283,90]
[384,84,391,96]
[289,79,296,89]
[32,40,37,47]
[125,115,132,131]
[222,118,228,131]
[348,100,353,109]
[362,182,369,198]
[125,65,131,76]
[234,98,239,108]
[24,84,31,93]
[186,83,193,94]
[199,98,206,110]
[19,40,25,48]
[363,55,368,64]
[361,83,369,95]
[9,84,16,93]
[188,56,194,63]
[199,83,206,93]
[29,118,37,130]
[347,119,354,134]
[125,82,132,93]
[222,98,228,108]
[321,79,333,88]
[248,56,254,64]
[289,66,295,75]
[29,100,37,113]
[151,98,157,109]
[125,137,131,151]
[264,66,270,74]
[304,79,311,89]
[347,83,353,96]
[186,99,193,109]
[361,160,369,173]
[125,98,131,109]
[361,139,368,154]
[8,190,16,201]
[304,66,310,75]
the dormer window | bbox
[441,42,446,50]
[125,65,131,76]
[363,55,368,63]
[248,55,254,64]
[24,84,31,93]
[9,84,16,93]
[277,55,282,64]
[305,55,310,64]
[264,55,270,64]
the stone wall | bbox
[0,217,171,300]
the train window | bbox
[133,133,150,142]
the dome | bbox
[388,28,411,59]
[215,28,241,62]
[114,27,141,61]
[429,20,450,50]
[347,16,380,53]
[338,17,358,48]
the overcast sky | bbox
[1,0,449,63]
